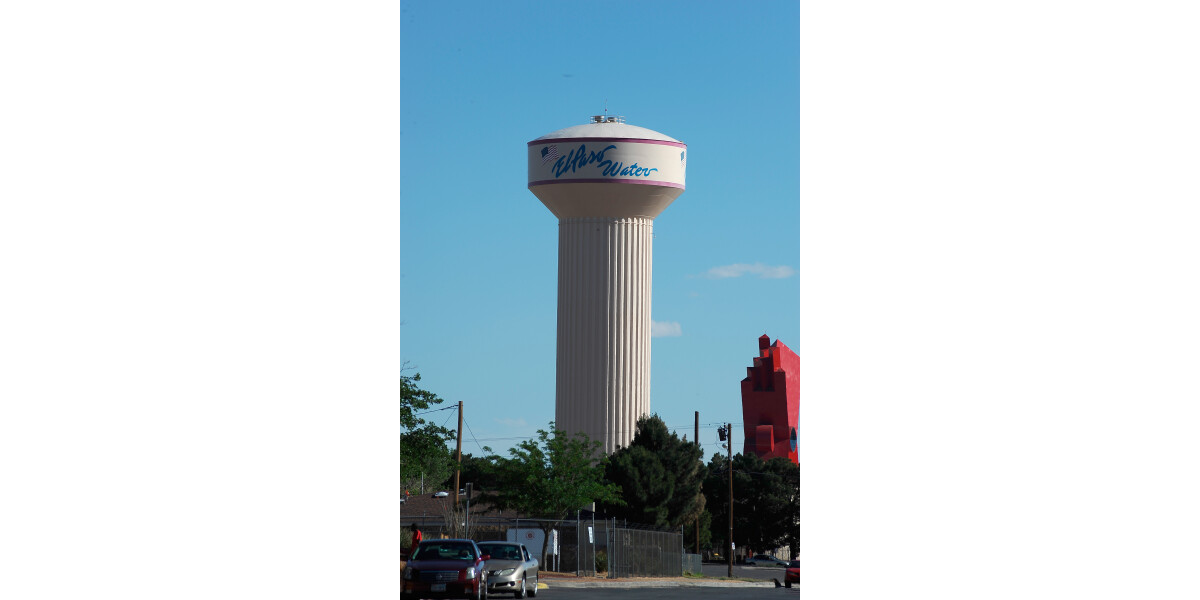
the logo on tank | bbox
[550,143,659,179]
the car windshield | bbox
[788,560,800,568]
[479,544,523,560]
[413,542,476,561]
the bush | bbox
[595,549,608,573]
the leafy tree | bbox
[458,451,502,492]
[400,366,456,494]
[683,509,712,553]
[598,414,705,529]
[763,456,800,558]
[476,422,622,564]
[401,423,455,494]
[703,452,799,557]
[400,365,447,429]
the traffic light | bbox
[718,426,727,441]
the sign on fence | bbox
[506,528,549,556]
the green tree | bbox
[703,452,799,557]
[458,451,501,492]
[598,414,705,529]
[683,509,712,553]
[400,367,456,495]
[400,365,447,430]
[476,422,622,564]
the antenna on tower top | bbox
[590,102,624,124]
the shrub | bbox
[595,549,608,573]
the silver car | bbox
[478,541,539,598]
[745,553,789,567]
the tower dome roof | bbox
[532,120,681,143]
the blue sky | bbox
[401,1,799,455]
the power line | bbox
[412,405,457,417]
[439,409,457,431]
[462,416,487,453]
[419,419,749,449]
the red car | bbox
[784,559,800,587]
[402,539,491,600]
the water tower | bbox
[527,116,687,453]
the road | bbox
[698,562,792,582]
[538,587,799,599]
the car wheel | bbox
[528,574,538,597]
[513,575,526,599]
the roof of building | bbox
[400,490,501,520]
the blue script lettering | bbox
[599,159,659,178]
[553,144,618,178]
[550,143,661,179]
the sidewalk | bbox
[538,572,775,589]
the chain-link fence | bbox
[399,514,684,578]
[604,520,684,578]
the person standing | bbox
[406,523,422,558]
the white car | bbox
[432,491,449,498]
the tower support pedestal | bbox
[555,216,652,453]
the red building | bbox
[740,335,799,463]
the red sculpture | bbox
[740,335,799,463]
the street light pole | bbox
[464,482,472,536]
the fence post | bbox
[612,518,618,579]
[611,518,616,579]
[605,517,611,579]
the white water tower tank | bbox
[527,116,687,453]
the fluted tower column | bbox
[557,217,653,454]
[527,116,686,453]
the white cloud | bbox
[651,320,682,337]
[702,262,795,279]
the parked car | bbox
[784,560,800,587]
[478,541,539,598]
[433,491,450,498]
[745,553,789,567]
[402,539,490,600]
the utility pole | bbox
[694,411,700,556]
[454,400,463,508]
[726,423,733,578]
